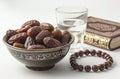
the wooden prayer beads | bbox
[70,49,113,72]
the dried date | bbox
[62,31,71,45]
[24,36,35,48]
[8,32,27,45]
[35,30,51,43]
[13,42,24,48]
[6,29,17,39]
[22,20,40,28]
[40,23,54,32]
[5,19,72,49]
[27,26,41,37]
[52,29,62,41]
[43,37,61,48]
[17,25,31,33]
[27,45,46,50]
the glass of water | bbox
[55,6,88,50]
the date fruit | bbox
[13,42,24,48]
[22,20,40,28]
[52,29,62,41]
[6,29,17,39]
[17,25,31,33]
[40,23,54,32]
[27,26,41,37]
[43,37,61,48]
[27,45,45,50]
[5,19,72,49]
[62,31,71,45]
[36,30,51,43]
[8,32,27,45]
[24,36,35,48]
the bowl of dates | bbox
[3,20,74,71]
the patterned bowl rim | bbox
[3,35,74,53]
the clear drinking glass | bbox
[55,6,88,50]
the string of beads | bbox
[70,49,113,72]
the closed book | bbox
[84,16,120,50]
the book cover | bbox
[84,16,120,50]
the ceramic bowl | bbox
[3,35,74,71]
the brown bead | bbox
[104,55,109,59]
[70,56,76,61]
[106,55,111,58]
[84,49,90,56]
[70,54,76,58]
[72,63,79,70]
[79,51,84,57]
[70,60,76,64]
[75,52,79,58]
[85,65,91,72]
[102,52,107,58]
[71,63,75,68]
[105,54,110,59]
[92,65,98,72]
[107,57,113,63]
[108,61,112,67]
[107,59,113,63]
[97,51,102,57]
[99,64,105,71]
[78,65,83,71]
[106,58,110,61]
[70,57,76,61]
[110,59,113,63]
[104,62,109,69]
[71,63,75,67]
[105,61,111,68]
[108,57,113,60]
[90,49,96,56]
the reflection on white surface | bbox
[0,0,120,79]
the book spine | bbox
[84,32,111,50]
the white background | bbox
[0,0,120,79]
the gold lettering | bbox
[84,32,110,49]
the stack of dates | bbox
[6,20,71,50]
